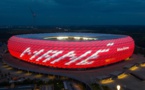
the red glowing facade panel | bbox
[8,34,135,69]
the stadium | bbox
[7,33,134,69]
[3,32,145,90]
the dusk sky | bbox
[0,0,145,26]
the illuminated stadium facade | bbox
[8,33,135,69]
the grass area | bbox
[79,83,86,90]
[0,81,10,87]
[0,79,65,90]
[53,80,64,90]
[91,83,102,90]
[91,83,111,90]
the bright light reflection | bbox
[116,85,121,90]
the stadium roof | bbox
[15,33,127,41]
